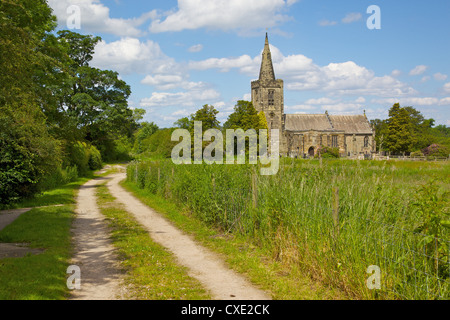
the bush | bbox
[88,145,102,170]
[65,141,103,175]
[422,144,450,159]
[315,146,340,158]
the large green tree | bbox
[0,0,62,203]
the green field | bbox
[127,158,450,300]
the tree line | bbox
[370,104,450,157]
[0,0,144,205]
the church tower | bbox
[251,33,285,153]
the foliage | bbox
[372,104,449,154]
[421,144,450,159]
[127,159,450,299]
[315,146,340,158]
[133,122,159,154]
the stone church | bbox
[251,34,376,158]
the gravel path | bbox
[69,176,125,300]
[106,171,271,300]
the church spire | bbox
[259,33,276,82]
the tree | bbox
[174,117,192,130]
[224,100,262,130]
[0,0,62,204]
[133,122,159,154]
[384,104,416,154]
[191,104,220,131]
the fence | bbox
[128,161,450,300]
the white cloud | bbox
[409,65,428,76]
[391,69,402,77]
[47,0,156,37]
[371,97,440,106]
[434,73,448,81]
[443,83,450,94]
[318,20,338,27]
[421,76,431,83]
[188,44,204,53]
[150,0,294,33]
[342,12,362,24]
[439,97,450,105]
[190,44,416,97]
[91,38,180,76]
[189,55,255,72]
[140,89,221,108]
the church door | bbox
[308,147,315,157]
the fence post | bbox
[332,187,339,238]
[252,170,258,209]
[158,167,161,182]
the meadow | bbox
[127,158,450,300]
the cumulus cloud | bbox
[318,20,338,27]
[149,0,295,33]
[443,83,450,93]
[91,38,180,75]
[189,44,416,97]
[188,44,204,53]
[140,88,221,108]
[47,0,156,37]
[434,73,448,81]
[342,12,362,24]
[409,65,428,76]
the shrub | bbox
[88,145,102,170]
[315,146,340,158]
[421,144,450,159]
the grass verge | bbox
[96,182,211,300]
[120,179,347,300]
[0,173,95,300]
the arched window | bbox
[364,136,369,148]
[268,90,275,106]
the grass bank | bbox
[125,158,450,300]
[121,179,346,300]
[0,176,92,300]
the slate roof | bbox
[284,113,373,134]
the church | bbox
[251,34,376,158]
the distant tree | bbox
[224,100,261,130]
[174,117,192,130]
[385,103,416,153]
[370,119,388,152]
[133,122,159,154]
[191,104,220,131]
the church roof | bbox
[285,113,373,134]
[285,114,334,132]
[328,115,373,134]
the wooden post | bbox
[172,167,174,178]
[158,167,161,182]
[332,187,339,238]
[252,170,258,209]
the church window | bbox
[268,90,275,106]
[332,136,338,148]
[364,136,369,148]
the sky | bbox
[47,0,450,128]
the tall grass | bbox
[127,159,450,299]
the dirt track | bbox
[70,168,270,300]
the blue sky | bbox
[47,0,450,128]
